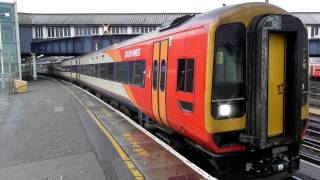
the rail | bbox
[301,115,320,167]
[310,80,320,108]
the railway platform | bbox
[0,77,210,180]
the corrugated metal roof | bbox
[292,12,320,25]
[18,13,196,25]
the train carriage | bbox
[50,3,309,179]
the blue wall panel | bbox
[309,39,320,57]
[19,26,32,54]
[30,34,138,56]
[83,37,92,53]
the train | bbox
[39,3,309,179]
[310,63,320,80]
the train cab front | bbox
[205,6,309,179]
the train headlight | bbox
[219,104,231,117]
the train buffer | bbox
[0,77,212,180]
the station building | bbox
[1,4,320,81]
[293,12,320,63]
[18,13,194,57]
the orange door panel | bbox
[159,40,169,126]
[151,40,170,127]
[151,42,162,124]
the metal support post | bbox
[0,22,4,89]
[31,53,37,80]
[14,1,22,80]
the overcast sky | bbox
[1,0,320,13]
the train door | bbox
[267,33,285,137]
[151,40,170,126]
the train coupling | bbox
[246,152,300,178]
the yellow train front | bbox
[203,3,309,179]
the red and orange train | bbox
[40,3,309,179]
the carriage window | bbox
[177,59,194,93]
[129,60,145,87]
[212,23,245,119]
[100,63,108,79]
[90,64,95,76]
[95,64,99,77]
[116,62,129,83]
[107,63,115,80]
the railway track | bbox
[310,80,320,108]
[301,115,320,167]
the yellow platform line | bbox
[61,82,144,180]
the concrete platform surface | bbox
[0,78,134,180]
[0,152,105,180]
[0,77,207,180]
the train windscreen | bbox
[212,23,246,119]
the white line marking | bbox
[301,159,320,169]
[57,78,217,180]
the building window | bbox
[75,27,82,36]
[64,27,70,36]
[92,27,99,35]
[47,27,55,38]
[108,26,128,34]
[75,26,99,36]
[47,27,70,38]
[35,27,43,38]
[132,26,156,34]
[177,59,194,93]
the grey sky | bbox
[1,0,320,13]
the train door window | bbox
[129,60,145,87]
[153,60,158,89]
[116,62,129,83]
[160,60,166,91]
[100,63,107,79]
[177,59,194,93]
[311,27,315,37]
[107,63,115,80]
[212,23,245,119]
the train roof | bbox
[68,2,287,61]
